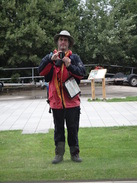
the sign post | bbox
[88,69,107,100]
[102,77,106,99]
[91,79,95,100]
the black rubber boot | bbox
[70,146,82,162]
[52,142,65,164]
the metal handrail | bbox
[0,64,137,82]
[0,67,39,82]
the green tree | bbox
[0,0,80,69]
[105,0,137,66]
[1,0,137,72]
[76,0,137,66]
[75,0,110,64]
[0,0,46,67]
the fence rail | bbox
[0,67,43,82]
[0,64,137,83]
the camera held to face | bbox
[59,52,65,59]
[55,52,65,67]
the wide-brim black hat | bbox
[54,30,74,47]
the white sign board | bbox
[88,69,107,80]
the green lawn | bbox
[107,96,137,102]
[88,96,137,102]
[0,127,137,182]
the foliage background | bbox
[0,0,137,72]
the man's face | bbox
[57,36,69,51]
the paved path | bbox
[0,97,137,134]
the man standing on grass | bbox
[38,30,86,164]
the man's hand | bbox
[62,57,71,68]
[51,51,62,61]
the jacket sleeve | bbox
[67,54,86,80]
[38,53,53,82]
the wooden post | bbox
[102,78,106,100]
[91,79,95,100]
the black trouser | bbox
[52,107,80,147]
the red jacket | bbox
[38,51,86,109]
